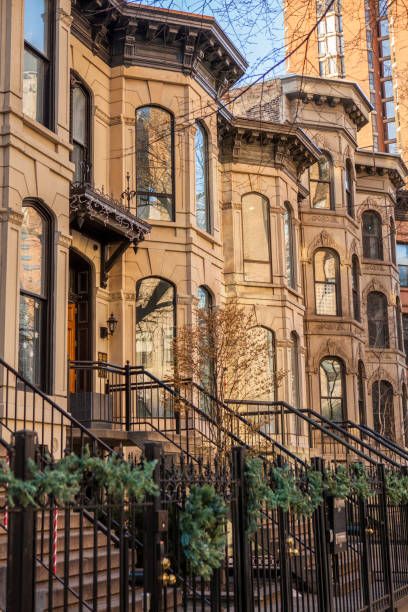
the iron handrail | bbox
[226,398,400,468]
[0,356,114,457]
[342,420,408,461]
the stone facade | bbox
[0,0,407,445]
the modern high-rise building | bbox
[285,0,408,158]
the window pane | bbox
[136,107,173,221]
[195,124,210,232]
[368,292,389,347]
[136,278,174,381]
[372,381,395,439]
[242,194,270,282]
[380,37,391,57]
[381,59,393,77]
[382,80,394,100]
[23,49,45,123]
[385,121,396,140]
[18,294,43,386]
[72,87,87,146]
[379,18,389,36]
[20,206,46,295]
[197,286,212,310]
[284,206,295,288]
[363,212,382,259]
[320,358,344,421]
[383,100,395,119]
[315,250,338,315]
[326,15,336,32]
[24,0,49,55]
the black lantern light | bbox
[100,313,118,339]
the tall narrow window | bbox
[136,106,174,221]
[396,297,404,352]
[367,291,389,348]
[71,77,91,184]
[242,193,271,282]
[403,383,408,446]
[136,277,175,380]
[290,332,300,408]
[372,380,395,440]
[403,314,408,364]
[19,202,51,389]
[310,154,333,209]
[320,357,345,422]
[357,361,366,426]
[284,203,295,288]
[351,255,361,321]
[345,159,354,217]
[23,0,53,127]
[362,211,383,260]
[397,243,408,287]
[314,249,341,315]
[390,218,396,265]
[247,327,277,403]
[195,123,210,233]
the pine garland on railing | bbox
[179,484,227,580]
[244,457,380,534]
[0,451,159,508]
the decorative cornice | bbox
[287,91,368,129]
[356,163,404,189]
[218,115,320,174]
[71,0,247,97]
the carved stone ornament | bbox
[313,338,350,373]
[57,232,73,249]
[362,279,389,303]
[0,209,24,226]
[367,367,399,393]
[307,230,341,259]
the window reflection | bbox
[314,249,340,315]
[372,380,395,440]
[195,123,210,232]
[284,204,295,288]
[242,193,271,282]
[19,204,49,388]
[136,277,175,380]
[136,107,174,221]
[320,357,345,421]
[310,155,332,209]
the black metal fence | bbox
[2,430,408,612]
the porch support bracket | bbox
[101,239,134,288]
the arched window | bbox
[390,218,396,265]
[195,122,210,233]
[351,255,361,321]
[310,153,333,209]
[319,357,345,422]
[242,193,271,282]
[362,211,383,260]
[345,159,354,217]
[19,202,51,390]
[70,75,91,184]
[396,297,404,351]
[357,360,366,426]
[367,291,389,348]
[197,286,213,310]
[284,203,296,289]
[372,380,395,440]
[314,249,341,315]
[136,106,174,221]
[136,277,175,379]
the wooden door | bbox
[68,302,76,393]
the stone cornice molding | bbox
[218,116,321,175]
[71,0,247,97]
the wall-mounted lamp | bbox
[100,313,118,339]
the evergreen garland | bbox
[0,452,159,508]
[179,484,227,580]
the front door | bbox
[68,302,76,393]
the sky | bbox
[129,0,286,82]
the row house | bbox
[0,0,406,454]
